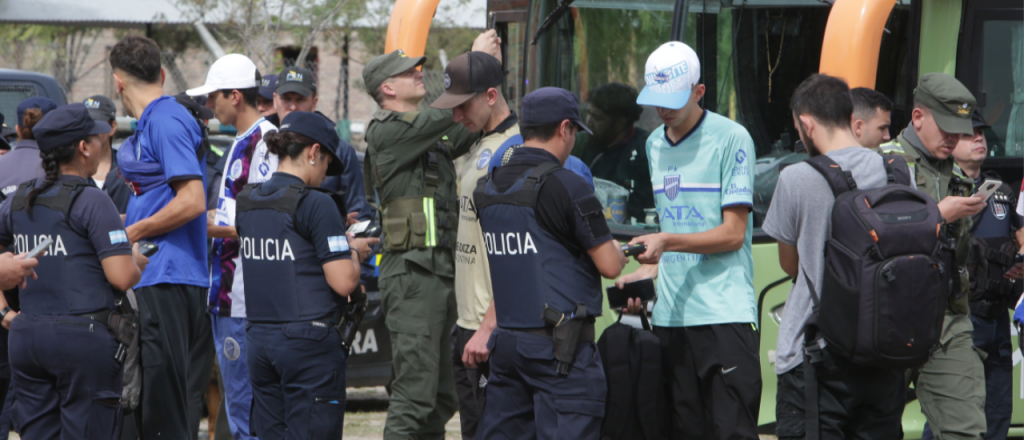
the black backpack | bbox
[804,154,950,368]
[597,313,663,440]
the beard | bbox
[798,123,822,157]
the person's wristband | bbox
[1,307,12,319]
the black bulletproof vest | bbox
[236,183,344,323]
[10,180,116,314]
[967,181,1017,304]
[474,162,602,329]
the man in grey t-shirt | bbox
[762,75,905,439]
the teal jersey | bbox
[646,110,757,327]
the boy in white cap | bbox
[617,41,761,439]
[187,53,279,440]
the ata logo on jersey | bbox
[992,200,1008,220]
[664,174,680,201]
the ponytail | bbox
[17,108,44,141]
[25,143,77,215]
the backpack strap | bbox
[801,270,826,440]
[635,317,662,439]
[804,155,857,198]
[882,155,912,186]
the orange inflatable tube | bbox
[385,0,443,58]
[819,0,897,89]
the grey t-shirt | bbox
[761,146,887,374]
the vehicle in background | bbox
[387,0,1024,436]
[0,69,67,131]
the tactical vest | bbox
[236,183,346,323]
[474,162,603,329]
[10,180,117,315]
[366,110,458,252]
[967,181,1018,317]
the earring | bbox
[84,153,90,157]
[310,160,315,165]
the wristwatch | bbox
[0,307,12,319]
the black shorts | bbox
[775,347,904,440]
[654,323,762,439]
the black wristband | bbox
[1,306,12,318]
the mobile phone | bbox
[25,236,52,259]
[347,220,371,235]
[973,179,1002,201]
[621,243,647,257]
[355,226,380,238]
[138,241,159,258]
[606,278,656,309]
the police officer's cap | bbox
[521,87,593,135]
[259,74,278,100]
[174,93,215,120]
[277,66,317,98]
[33,103,113,153]
[971,108,991,130]
[914,73,977,136]
[16,97,58,127]
[279,111,344,176]
[362,50,426,95]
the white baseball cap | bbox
[186,54,261,96]
[636,42,701,110]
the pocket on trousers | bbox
[309,394,345,439]
[86,390,123,439]
[554,397,604,438]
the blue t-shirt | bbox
[489,135,594,188]
[124,96,208,288]
[646,110,757,327]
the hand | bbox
[1006,264,1024,280]
[1,310,17,330]
[346,212,360,226]
[629,233,668,265]
[471,29,502,62]
[0,252,38,290]
[348,236,380,263]
[622,298,647,315]
[614,264,658,289]
[937,196,987,222]
[132,243,150,273]
[463,327,492,368]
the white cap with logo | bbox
[186,54,261,96]
[636,42,701,110]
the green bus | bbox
[388,0,1022,435]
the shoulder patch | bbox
[399,111,421,123]
[372,109,393,121]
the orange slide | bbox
[819,0,897,89]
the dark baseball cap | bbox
[279,111,344,176]
[277,67,317,97]
[914,73,977,136]
[430,52,504,109]
[971,108,990,130]
[174,93,214,120]
[83,95,117,122]
[521,87,592,135]
[33,103,113,153]
[362,49,426,95]
[259,74,278,100]
[16,97,58,127]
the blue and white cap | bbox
[636,42,701,110]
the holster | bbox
[106,310,139,364]
[544,303,588,376]
[335,290,369,350]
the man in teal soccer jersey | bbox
[618,41,761,439]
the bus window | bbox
[977,20,1022,157]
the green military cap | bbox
[363,49,426,95]
[914,73,977,136]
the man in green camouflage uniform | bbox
[876,73,989,440]
[361,32,501,440]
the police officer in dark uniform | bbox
[924,109,1024,440]
[0,103,147,440]
[237,111,376,439]
[474,88,627,439]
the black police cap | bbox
[33,103,112,153]
[279,111,343,176]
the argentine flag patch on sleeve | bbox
[109,230,128,245]
[327,235,349,253]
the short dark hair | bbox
[109,35,163,84]
[520,122,574,143]
[221,87,261,109]
[790,74,853,129]
[851,87,893,119]
[588,82,643,124]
